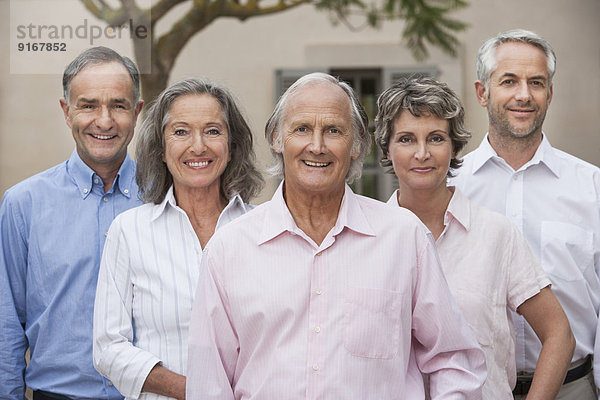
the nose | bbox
[514,81,532,103]
[190,132,207,154]
[94,106,114,131]
[414,142,430,161]
[307,131,327,154]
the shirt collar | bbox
[444,187,471,231]
[470,133,560,178]
[151,185,248,222]
[387,188,471,231]
[67,150,136,199]
[258,181,375,245]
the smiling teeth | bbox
[186,161,209,167]
[92,134,114,140]
[305,161,329,167]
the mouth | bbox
[507,107,535,116]
[410,167,434,173]
[185,160,211,168]
[303,160,331,168]
[90,133,116,140]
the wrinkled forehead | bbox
[283,81,352,120]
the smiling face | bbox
[476,41,553,141]
[388,111,453,194]
[277,81,357,198]
[60,61,143,172]
[163,94,230,197]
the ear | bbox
[59,98,72,128]
[135,100,144,117]
[547,83,553,106]
[474,80,488,107]
[272,136,283,154]
[350,145,360,160]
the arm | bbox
[518,287,575,400]
[186,247,237,400]
[142,364,186,400]
[411,235,486,399]
[93,218,163,398]
[0,193,29,400]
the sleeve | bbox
[186,244,237,400]
[0,191,30,400]
[410,231,487,400]
[93,215,161,399]
[505,223,551,312]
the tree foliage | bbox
[80,0,468,102]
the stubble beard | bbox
[487,103,547,142]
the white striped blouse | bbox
[93,185,251,399]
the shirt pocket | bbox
[541,221,594,282]
[343,286,406,359]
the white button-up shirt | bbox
[450,134,600,376]
[388,188,550,398]
[93,186,252,399]
[187,183,486,399]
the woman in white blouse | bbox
[374,76,574,399]
[93,78,263,399]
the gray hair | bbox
[477,29,556,92]
[374,76,471,177]
[264,72,370,184]
[62,46,140,104]
[135,78,264,204]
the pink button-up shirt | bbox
[388,188,550,399]
[187,183,486,399]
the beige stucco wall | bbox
[1,0,599,202]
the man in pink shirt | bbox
[186,72,486,399]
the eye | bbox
[206,128,221,136]
[328,128,340,135]
[500,79,514,86]
[530,80,545,87]
[429,135,445,143]
[81,104,95,109]
[397,135,412,143]
[295,126,308,133]
[174,128,187,136]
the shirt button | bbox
[314,326,321,333]
[312,364,319,371]
[108,381,113,386]
[316,289,323,295]
[104,232,108,236]
[316,251,322,256]
[83,188,89,194]
[103,197,108,202]
[94,178,99,184]
[124,189,129,194]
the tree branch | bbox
[220,0,312,21]
[80,0,130,26]
[150,0,190,24]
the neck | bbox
[397,184,453,240]
[487,130,543,171]
[283,181,345,246]
[94,165,121,193]
[174,184,227,248]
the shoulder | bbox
[2,162,68,210]
[353,193,429,238]
[551,147,600,176]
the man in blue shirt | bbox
[0,47,144,400]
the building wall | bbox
[1,0,599,202]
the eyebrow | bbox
[499,72,548,82]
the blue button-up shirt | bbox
[0,150,143,400]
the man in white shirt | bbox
[450,29,600,399]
